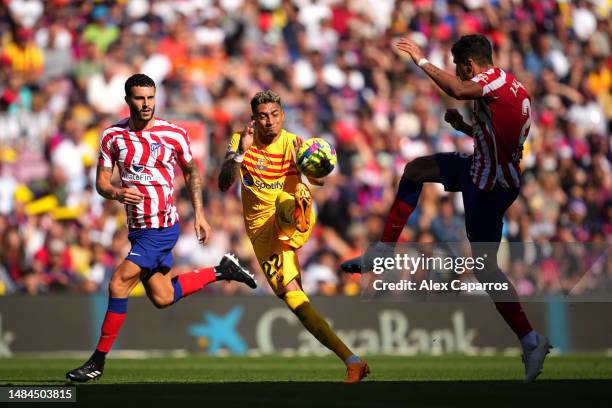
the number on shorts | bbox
[262,253,282,279]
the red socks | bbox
[495,301,533,339]
[96,297,128,353]
[493,284,533,339]
[381,200,416,243]
[380,178,422,243]
[171,267,216,303]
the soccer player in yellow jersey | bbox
[219,90,369,383]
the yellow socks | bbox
[283,290,353,362]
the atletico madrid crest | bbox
[150,142,163,158]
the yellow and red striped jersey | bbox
[228,129,302,239]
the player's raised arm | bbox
[218,121,254,192]
[395,36,483,100]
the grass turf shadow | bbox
[70,380,612,408]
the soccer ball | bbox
[296,138,337,178]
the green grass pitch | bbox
[1,355,611,407]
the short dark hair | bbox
[125,74,155,97]
[250,90,281,114]
[451,34,493,66]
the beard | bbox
[130,105,155,121]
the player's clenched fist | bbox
[239,120,255,152]
[115,188,144,204]
[444,109,464,130]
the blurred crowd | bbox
[0,0,610,297]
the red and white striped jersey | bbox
[470,67,531,190]
[97,118,193,229]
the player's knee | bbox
[403,156,437,183]
[109,276,127,298]
[148,285,174,308]
[403,158,425,182]
[150,292,174,309]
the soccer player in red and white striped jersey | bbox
[66,74,256,383]
[98,115,193,229]
[467,65,531,191]
[342,35,549,382]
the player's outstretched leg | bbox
[294,183,312,233]
[168,253,257,305]
[281,287,370,383]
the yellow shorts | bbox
[250,191,316,294]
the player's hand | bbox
[291,136,304,166]
[194,213,211,245]
[239,120,255,152]
[444,109,464,130]
[292,137,325,186]
[395,36,425,65]
[116,188,144,205]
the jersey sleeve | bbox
[470,74,487,98]
[471,69,504,100]
[174,127,193,167]
[227,132,241,154]
[97,131,115,168]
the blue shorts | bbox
[434,152,519,243]
[126,223,180,274]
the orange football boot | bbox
[294,183,312,233]
[345,361,370,383]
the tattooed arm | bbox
[218,153,242,192]
[395,37,483,100]
[419,63,483,100]
[182,160,204,212]
[95,165,144,204]
[181,160,211,244]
